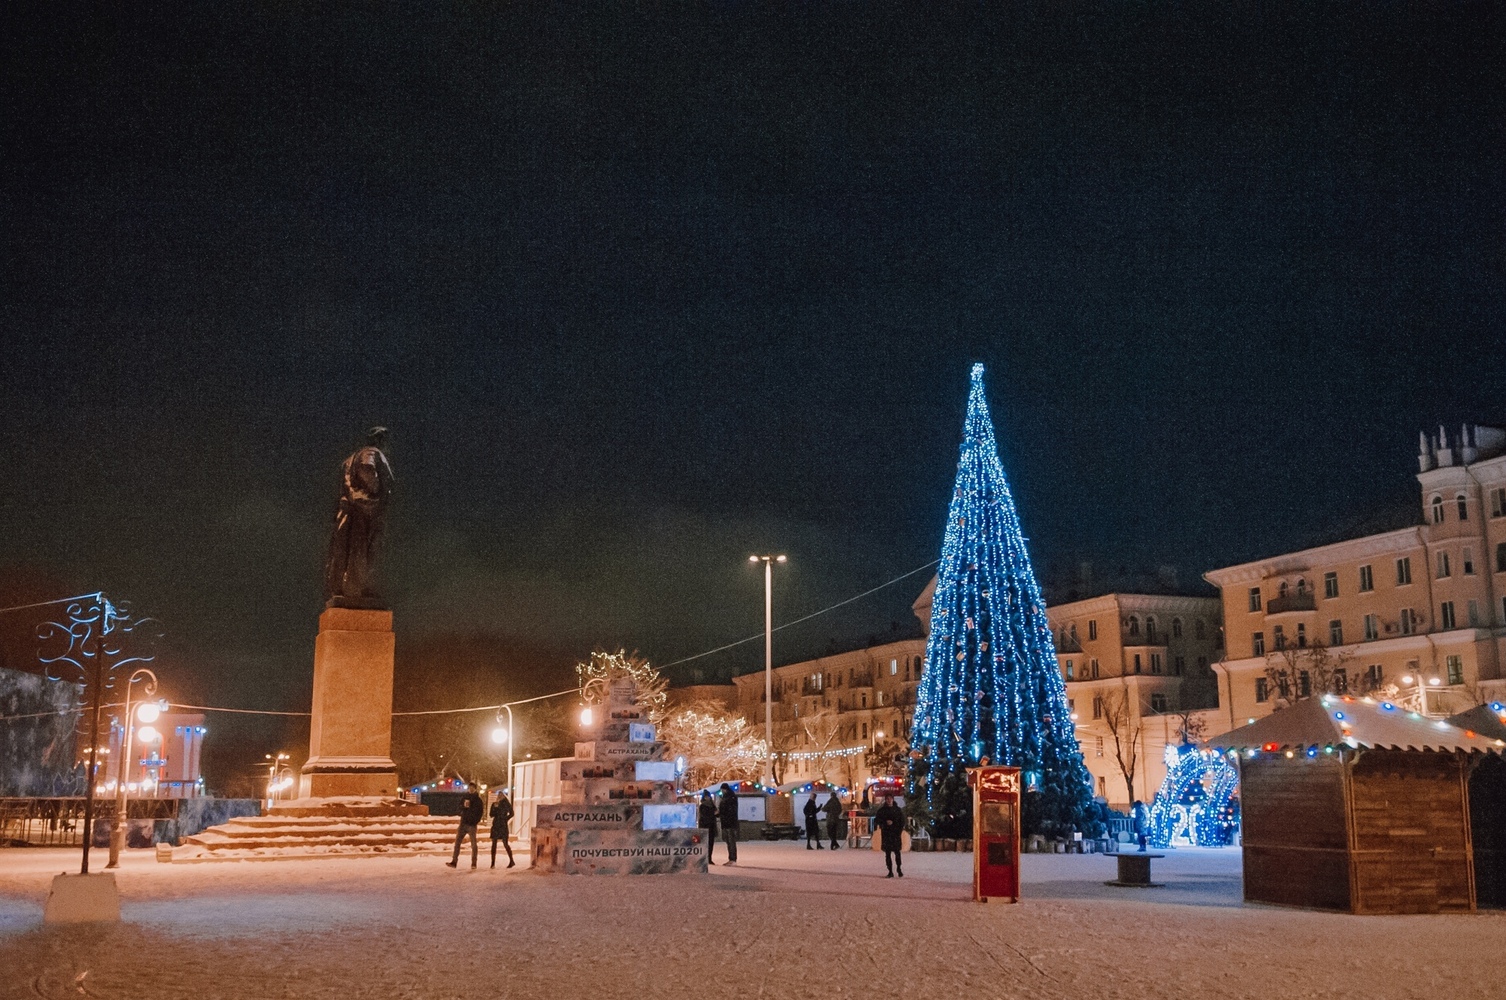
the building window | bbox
[1249,588,1262,612]
[1431,495,1444,523]
[1497,542,1506,573]
[1329,619,1344,645]
[1094,736,1104,758]
[1400,608,1416,635]
[1151,653,1163,674]
[1324,572,1338,599]
[1088,620,1098,640]
[1366,664,1383,691]
[1172,618,1183,638]
[1273,625,1286,651]
[1279,581,1289,598]
[1194,619,1205,639]
[1437,551,1451,579]
[1133,654,1143,674]
[1334,667,1348,693]
[1090,659,1100,679]
[1441,601,1456,629]
[1396,557,1412,585]
[1150,693,1168,713]
[1296,623,1307,648]
[1146,618,1157,642]
[1446,655,1464,686]
[1252,632,1265,657]
[1492,486,1506,518]
[1174,655,1185,676]
[1065,660,1075,680]
[1298,671,1311,698]
[1296,578,1308,596]
[1358,565,1374,592]
[1457,494,1468,521]
[1128,615,1140,637]
[1463,547,1474,575]
[1255,678,1268,703]
[890,659,898,675]
[1092,696,1103,720]
[1364,614,1379,641]
[1468,599,1481,627]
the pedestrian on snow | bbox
[489,791,515,869]
[874,798,905,877]
[1132,799,1149,852]
[803,794,823,849]
[822,791,844,849]
[698,789,719,865]
[446,789,485,869]
[717,783,739,865]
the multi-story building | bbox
[1046,593,1224,807]
[1205,424,1506,732]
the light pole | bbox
[264,753,291,801]
[491,703,514,793]
[749,554,786,786]
[107,667,159,869]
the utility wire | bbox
[657,558,938,669]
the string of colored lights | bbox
[910,364,1094,817]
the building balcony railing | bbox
[1121,635,1168,649]
[847,672,874,688]
[1265,592,1317,615]
[1056,636,1083,654]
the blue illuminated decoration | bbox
[909,364,1099,839]
[1147,746,1239,848]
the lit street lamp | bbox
[750,553,786,785]
[107,667,159,869]
[491,702,514,796]
[264,752,292,801]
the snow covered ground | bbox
[2,842,1501,999]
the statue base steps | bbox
[177,796,466,860]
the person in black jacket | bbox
[698,790,719,865]
[822,792,844,850]
[717,783,739,865]
[489,791,515,869]
[803,795,823,849]
[446,789,485,869]
[874,799,905,877]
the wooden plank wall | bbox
[1470,755,1506,909]
[1349,750,1474,914]
[1240,755,1352,911]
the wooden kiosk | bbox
[1208,695,1503,914]
[1447,703,1506,908]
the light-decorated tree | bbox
[909,364,1102,840]
[576,649,668,723]
[656,702,766,791]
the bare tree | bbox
[1263,639,1359,709]
[866,737,908,779]
[1100,685,1144,807]
[799,706,846,782]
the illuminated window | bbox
[1065,659,1075,680]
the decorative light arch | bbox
[1147,745,1240,848]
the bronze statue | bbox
[325,427,395,607]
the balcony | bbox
[1265,592,1316,615]
[1057,635,1083,654]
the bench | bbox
[1106,851,1165,887]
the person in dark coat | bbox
[489,791,515,869]
[874,798,905,877]
[446,789,485,868]
[1132,799,1149,852]
[717,783,739,865]
[803,795,823,849]
[698,790,719,865]
[822,792,844,849]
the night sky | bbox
[3,6,1503,783]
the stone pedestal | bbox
[299,607,399,798]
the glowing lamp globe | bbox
[136,702,161,724]
[490,727,509,745]
[136,725,161,744]
[580,707,594,727]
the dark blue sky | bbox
[2,5,1503,776]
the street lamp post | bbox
[264,752,291,802]
[107,667,159,869]
[750,554,786,786]
[491,704,514,794]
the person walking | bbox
[698,789,719,865]
[489,790,515,869]
[822,791,844,850]
[803,794,823,850]
[446,788,485,869]
[717,783,739,866]
[873,797,905,878]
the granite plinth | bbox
[300,608,398,798]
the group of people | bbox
[697,784,743,865]
[445,789,515,870]
[699,785,907,878]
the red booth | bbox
[971,765,1021,903]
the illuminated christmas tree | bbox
[909,363,1100,840]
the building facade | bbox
[1205,424,1506,732]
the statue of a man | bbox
[324,427,395,607]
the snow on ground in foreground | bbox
[2,843,1501,1000]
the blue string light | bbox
[909,364,1098,837]
[1147,747,1240,848]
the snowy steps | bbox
[180,812,464,858]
